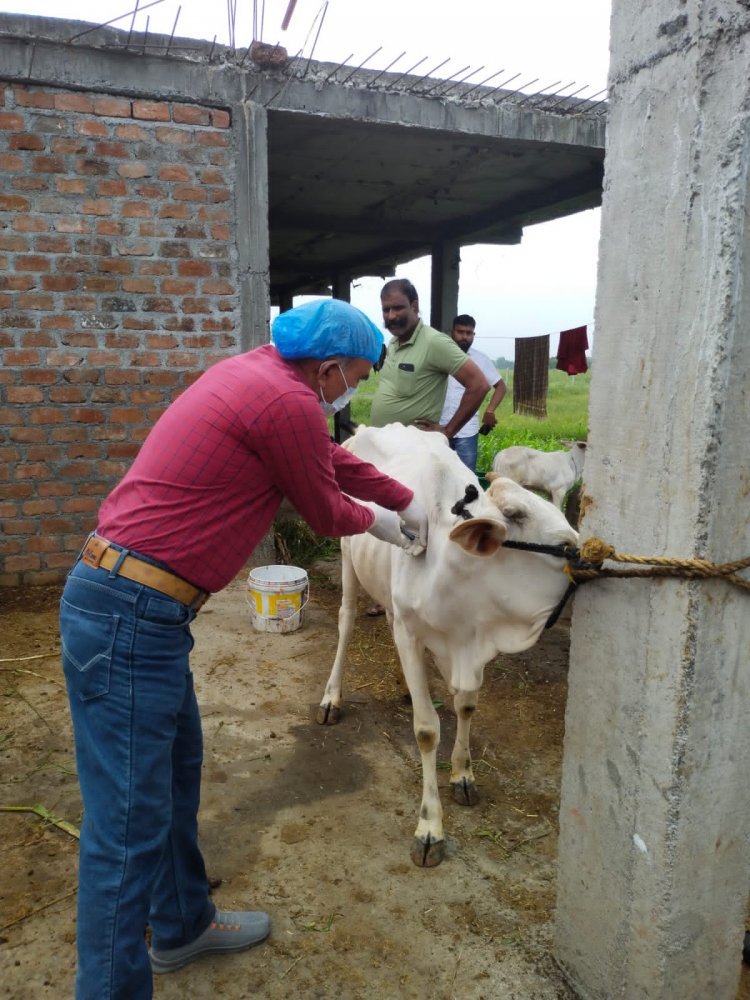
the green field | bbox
[350,368,591,475]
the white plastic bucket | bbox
[247,565,309,634]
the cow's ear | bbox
[485,470,498,482]
[449,517,507,557]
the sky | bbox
[2,0,613,360]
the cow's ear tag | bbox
[449,518,507,557]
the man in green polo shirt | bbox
[370,278,490,434]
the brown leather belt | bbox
[80,535,210,610]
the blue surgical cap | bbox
[272,299,384,365]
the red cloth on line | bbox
[556,325,589,375]
[97,344,413,593]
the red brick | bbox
[122,278,156,294]
[203,318,235,332]
[20,370,56,387]
[55,93,94,113]
[17,462,51,479]
[143,297,175,312]
[88,351,123,365]
[55,178,88,195]
[0,481,33,496]
[25,534,62,550]
[77,158,108,176]
[145,333,179,349]
[28,408,67,424]
[14,87,55,109]
[0,235,30,252]
[96,220,128,236]
[94,141,128,158]
[123,317,156,330]
[184,335,216,348]
[15,256,50,272]
[136,184,164,199]
[210,109,231,128]
[74,119,108,137]
[116,239,154,256]
[110,407,145,422]
[196,131,230,147]
[90,387,125,403]
[138,222,169,238]
[132,101,170,122]
[154,127,192,145]
[114,124,147,141]
[49,386,87,403]
[174,104,211,126]
[62,294,97,311]
[27,445,62,462]
[107,443,140,459]
[32,155,66,173]
[63,497,100,514]
[0,503,19,519]
[95,179,127,197]
[47,350,87,365]
[118,162,151,179]
[0,111,24,129]
[202,278,235,295]
[55,217,93,234]
[13,216,49,233]
[159,164,191,182]
[10,426,47,441]
[41,314,75,330]
[82,276,118,292]
[52,138,88,155]
[6,386,44,403]
[139,261,171,276]
[35,235,72,253]
[0,274,36,292]
[0,194,30,212]
[158,203,191,219]
[94,97,132,118]
[128,351,162,366]
[104,370,140,384]
[199,169,225,185]
[0,153,23,171]
[13,177,49,192]
[122,201,152,219]
[67,442,101,459]
[100,258,133,274]
[177,260,212,277]
[38,479,74,494]
[209,188,231,204]
[161,278,196,295]
[17,292,54,310]
[21,331,55,348]
[81,199,113,216]
[173,185,207,202]
[196,207,230,223]
[5,555,42,572]
[9,133,45,151]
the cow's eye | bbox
[502,505,527,524]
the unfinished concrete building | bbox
[0,12,605,586]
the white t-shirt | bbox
[439,346,500,439]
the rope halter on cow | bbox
[449,484,750,628]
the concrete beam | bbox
[555,3,750,999]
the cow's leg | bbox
[450,689,480,806]
[316,545,358,725]
[392,619,445,868]
[551,485,567,509]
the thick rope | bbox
[571,537,750,593]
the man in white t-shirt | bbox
[439,314,507,474]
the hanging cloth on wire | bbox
[513,334,549,418]
[556,325,589,375]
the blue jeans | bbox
[450,434,478,474]
[60,554,215,1000]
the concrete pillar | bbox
[430,240,460,331]
[332,273,354,442]
[555,4,750,999]
[236,101,270,350]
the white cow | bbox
[490,441,586,509]
[317,424,578,867]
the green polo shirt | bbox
[370,319,469,427]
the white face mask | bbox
[319,364,358,415]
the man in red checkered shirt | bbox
[60,300,427,1000]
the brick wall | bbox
[0,83,239,586]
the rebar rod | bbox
[461,68,505,100]
[366,51,406,87]
[303,1,328,77]
[340,46,383,85]
[165,4,181,54]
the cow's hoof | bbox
[315,703,341,725]
[411,835,445,867]
[451,778,479,806]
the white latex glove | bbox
[366,504,411,550]
[397,497,429,551]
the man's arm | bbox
[480,377,507,431]
[416,358,489,438]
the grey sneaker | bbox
[149,910,271,974]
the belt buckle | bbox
[81,535,109,568]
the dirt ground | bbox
[1,558,749,1000]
